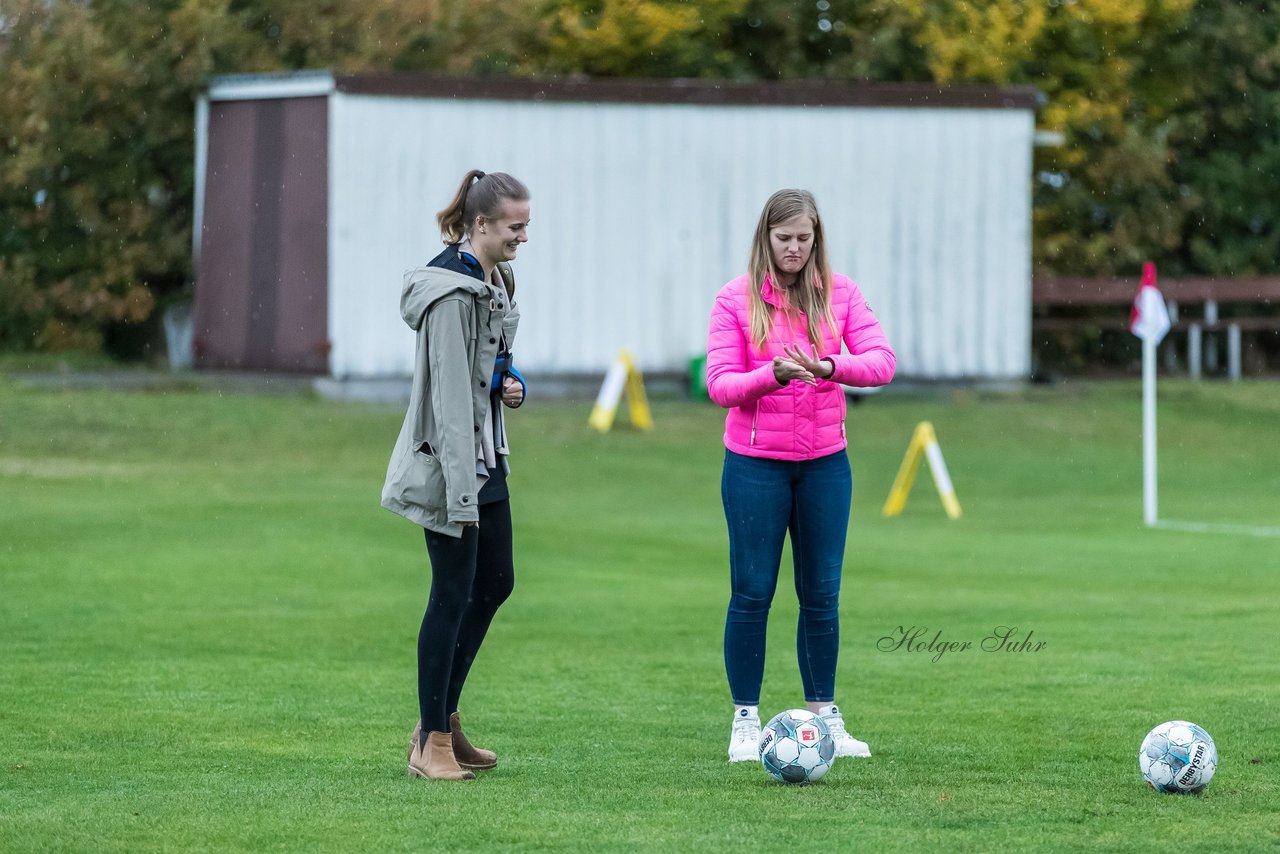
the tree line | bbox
[1,0,1277,355]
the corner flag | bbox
[1130,261,1170,344]
[1132,261,1168,528]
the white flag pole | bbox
[1132,261,1169,529]
[1142,333,1158,527]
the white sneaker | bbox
[820,705,871,758]
[727,708,761,762]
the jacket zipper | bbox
[751,410,758,445]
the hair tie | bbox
[475,171,486,180]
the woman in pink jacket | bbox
[706,189,895,762]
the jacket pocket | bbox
[394,441,446,513]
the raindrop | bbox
[33,189,47,207]
[817,0,831,9]
[817,18,833,33]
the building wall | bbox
[326,93,1032,379]
[195,96,329,371]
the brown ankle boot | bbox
[408,730,474,780]
[450,712,497,770]
[407,720,422,762]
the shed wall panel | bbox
[196,97,328,371]
[327,95,1032,379]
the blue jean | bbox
[721,448,852,705]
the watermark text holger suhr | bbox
[877,626,1046,663]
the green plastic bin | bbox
[689,354,709,401]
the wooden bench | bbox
[1033,276,1280,379]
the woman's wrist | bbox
[820,358,835,379]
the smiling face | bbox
[472,199,530,267]
[769,214,814,284]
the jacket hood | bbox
[400,266,490,330]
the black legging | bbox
[418,499,515,734]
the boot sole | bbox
[408,765,475,780]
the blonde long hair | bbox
[747,189,835,350]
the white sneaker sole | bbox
[836,744,872,758]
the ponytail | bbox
[436,170,530,244]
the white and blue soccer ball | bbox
[1139,720,1217,794]
[759,709,835,784]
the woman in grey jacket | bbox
[382,170,529,780]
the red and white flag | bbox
[1130,261,1171,344]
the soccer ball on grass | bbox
[759,709,835,784]
[1139,720,1217,794]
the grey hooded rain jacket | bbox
[381,264,518,537]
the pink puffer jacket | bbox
[706,272,895,460]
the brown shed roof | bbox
[333,74,1041,111]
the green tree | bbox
[0,0,182,350]
[1163,1,1280,276]
[724,0,929,81]
[4,0,1279,357]
[527,0,746,78]
[532,0,931,82]
[0,0,540,353]
[886,0,1198,277]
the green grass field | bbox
[2,373,1279,852]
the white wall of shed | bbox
[327,93,1032,379]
